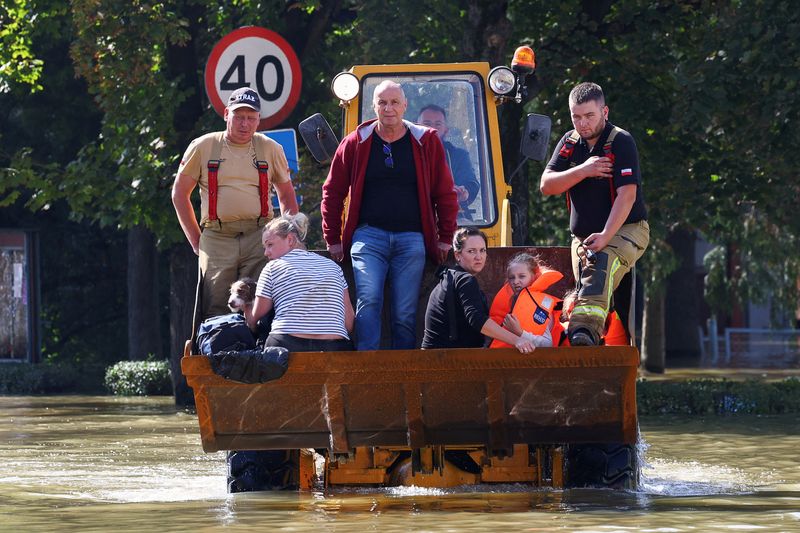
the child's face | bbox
[507,263,533,294]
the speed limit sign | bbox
[204,26,302,130]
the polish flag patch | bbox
[621,168,633,176]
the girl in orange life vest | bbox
[489,253,564,349]
[557,289,628,346]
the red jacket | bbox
[321,119,459,263]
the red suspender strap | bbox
[206,133,224,222]
[252,135,273,219]
[207,160,221,222]
[206,135,273,222]
[256,160,270,218]
[560,130,581,212]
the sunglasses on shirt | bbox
[383,143,394,169]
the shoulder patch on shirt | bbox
[621,168,633,176]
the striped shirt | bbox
[256,249,349,338]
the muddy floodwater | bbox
[1,395,799,532]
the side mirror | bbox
[519,113,551,162]
[298,113,340,164]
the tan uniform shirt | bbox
[177,132,291,225]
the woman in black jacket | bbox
[421,227,537,353]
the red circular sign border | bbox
[204,26,302,130]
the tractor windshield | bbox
[359,72,496,228]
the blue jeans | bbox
[350,225,426,350]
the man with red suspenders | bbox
[540,82,649,346]
[172,88,299,318]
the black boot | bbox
[569,327,598,346]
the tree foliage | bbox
[1,0,798,368]
[510,0,799,318]
[0,0,44,91]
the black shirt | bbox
[422,265,489,349]
[546,122,647,238]
[359,130,422,232]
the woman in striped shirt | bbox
[246,212,354,352]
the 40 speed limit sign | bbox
[205,26,302,130]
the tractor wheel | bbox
[227,450,300,493]
[564,443,639,490]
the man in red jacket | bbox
[322,80,459,350]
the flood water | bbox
[1,395,799,532]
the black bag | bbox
[254,310,275,349]
[196,313,255,355]
[208,347,290,384]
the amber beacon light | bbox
[511,46,536,74]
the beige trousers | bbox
[569,220,650,340]
[199,219,267,318]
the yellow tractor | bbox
[182,49,640,492]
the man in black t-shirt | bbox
[540,82,650,346]
[322,81,458,350]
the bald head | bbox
[373,80,406,105]
[372,80,407,131]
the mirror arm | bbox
[504,157,530,185]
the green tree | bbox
[0,0,44,91]
[2,0,797,392]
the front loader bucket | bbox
[181,345,638,454]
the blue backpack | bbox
[196,313,256,355]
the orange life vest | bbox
[489,270,563,349]
[557,310,628,346]
[602,311,629,346]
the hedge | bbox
[0,362,101,394]
[104,360,172,396]
[637,377,800,415]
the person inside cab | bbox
[417,104,480,220]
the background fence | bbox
[699,326,800,368]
